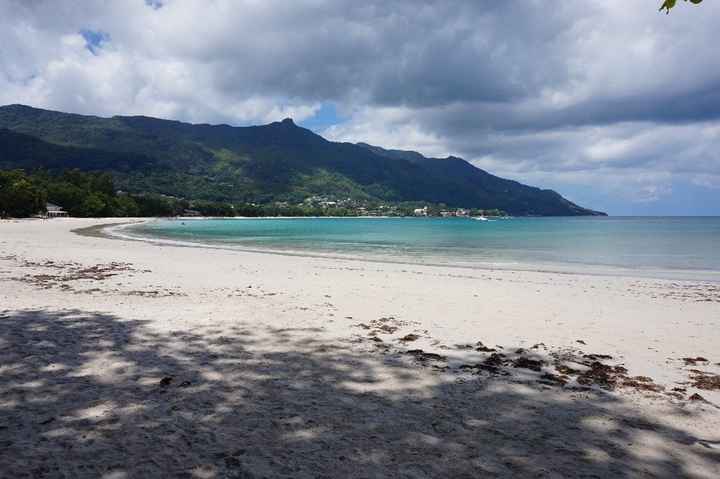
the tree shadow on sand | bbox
[0,309,718,478]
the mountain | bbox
[0,104,605,216]
[0,128,155,171]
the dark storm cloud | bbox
[201,1,580,110]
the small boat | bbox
[473,216,489,221]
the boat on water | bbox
[473,216,489,221]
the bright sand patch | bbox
[1,218,719,477]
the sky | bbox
[1,0,719,215]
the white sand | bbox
[1,218,719,478]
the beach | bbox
[1,218,719,477]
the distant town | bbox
[176,194,508,219]
[249,195,503,217]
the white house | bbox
[413,206,428,216]
[45,203,68,218]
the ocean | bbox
[126,216,720,281]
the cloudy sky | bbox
[1,0,719,215]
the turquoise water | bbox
[129,217,720,280]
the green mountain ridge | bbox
[0,104,605,216]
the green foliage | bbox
[78,193,106,217]
[0,170,47,218]
[189,200,236,217]
[0,167,514,219]
[111,195,141,217]
[660,0,702,14]
[0,105,606,216]
[35,170,119,217]
[284,170,373,204]
[0,169,145,218]
[133,194,186,217]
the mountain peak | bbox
[266,117,299,129]
[0,105,606,216]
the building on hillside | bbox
[45,203,69,218]
[413,206,428,217]
[183,209,202,217]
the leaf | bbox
[660,0,677,14]
[660,0,703,14]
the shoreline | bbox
[92,217,720,284]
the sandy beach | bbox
[1,218,719,478]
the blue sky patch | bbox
[79,29,110,55]
[299,103,343,133]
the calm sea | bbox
[127,217,720,281]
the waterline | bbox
[111,217,720,282]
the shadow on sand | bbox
[0,309,718,478]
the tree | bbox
[0,171,47,218]
[46,181,85,214]
[78,193,107,217]
[660,0,703,14]
[111,195,140,217]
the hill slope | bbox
[0,104,605,216]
